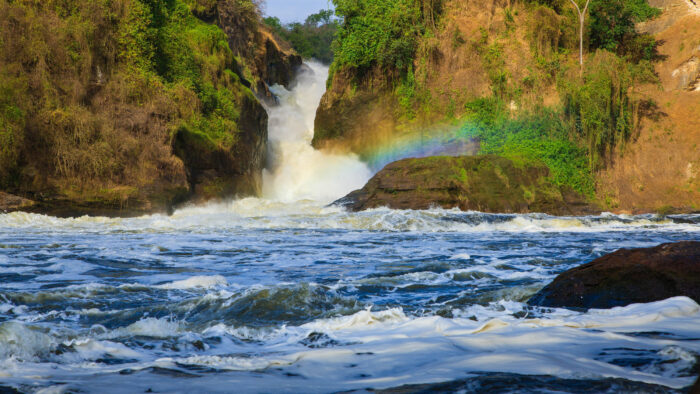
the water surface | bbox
[1,63,698,393]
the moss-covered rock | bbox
[335,155,600,215]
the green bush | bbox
[589,0,661,61]
[0,70,25,187]
[0,0,258,188]
[331,0,436,75]
[459,98,595,196]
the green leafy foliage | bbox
[0,70,25,186]
[331,0,434,74]
[264,9,338,64]
[460,98,595,196]
[589,0,661,61]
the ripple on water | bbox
[0,207,699,392]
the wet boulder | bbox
[528,241,700,309]
[334,155,599,215]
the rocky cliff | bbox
[596,0,700,213]
[313,0,554,158]
[315,0,700,214]
[0,0,300,216]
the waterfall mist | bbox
[262,62,372,204]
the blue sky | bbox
[264,0,333,23]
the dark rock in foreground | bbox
[375,372,685,394]
[335,155,600,216]
[528,241,700,309]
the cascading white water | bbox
[262,62,372,204]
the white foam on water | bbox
[0,322,55,361]
[138,297,697,391]
[156,275,227,290]
[0,298,698,392]
[105,317,182,339]
[1,205,698,235]
[67,339,143,362]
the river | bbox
[1,63,699,393]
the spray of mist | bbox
[262,62,372,204]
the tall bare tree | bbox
[568,0,591,76]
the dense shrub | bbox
[460,98,595,196]
[331,0,440,75]
[559,50,657,169]
[0,0,258,190]
[589,0,661,61]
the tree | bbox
[588,0,661,62]
[263,9,338,64]
[568,0,591,76]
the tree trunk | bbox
[568,0,591,77]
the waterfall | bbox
[262,62,372,204]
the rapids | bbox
[0,63,699,393]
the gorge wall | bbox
[314,0,700,213]
[596,0,700,213]
[313,0,557,159]
[0,0,300,216]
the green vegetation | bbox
[560,50,657,169]
[331,0,441,75]
[459,98,595,196]
[589,0,661,62]
[264,9,337,64]
[0,0,260,191]
[319,0,664,198]
[464,0,662,186]
[475,29,512,99]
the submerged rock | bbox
[528,241,700,309]
[335,155,599,215]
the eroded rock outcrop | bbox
[335,155,599,215]
[672,56,700,90]
[528,241,700,309]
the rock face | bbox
[335,155,599,215]
[0,0,301,217]
[173,91,268,203]
[528,241,700,309]
[216,1,302,103]
[0,192,36,213]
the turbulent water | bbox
[1,64,699,394]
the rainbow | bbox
[360,122,482,171]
